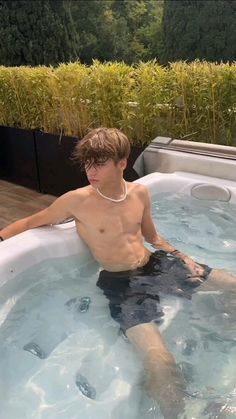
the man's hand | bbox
[182,255,205,277]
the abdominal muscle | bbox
[95,246,152,272]
[79,229,151,272]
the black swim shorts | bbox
[96,250,211,332]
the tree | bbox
[0,0,80,66]
[162,0,236,63]
[72,0,164,64]
[70,0,110,64]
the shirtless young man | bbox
[0,128,235,418]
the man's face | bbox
[85,158,126,187]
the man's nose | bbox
[86,165,97,175]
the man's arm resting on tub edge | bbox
[0,191,76,241]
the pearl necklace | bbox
[96,180,127,203]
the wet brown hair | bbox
[73,127,130,168]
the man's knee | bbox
[208,268,236,287]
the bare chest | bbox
[74,198,144,236]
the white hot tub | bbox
[1,170,236,419]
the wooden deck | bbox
[0,180,56,230]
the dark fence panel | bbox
[0,126,40,190]
[124,146,143,181]
[35,131,89,196]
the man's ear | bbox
[119,159,127,170]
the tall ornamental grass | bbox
[169,61,236,145]
[133,61,176,143]
[0,61,235,146]
[86,61,135,138]
[0,66,57,132]
[54,63,95,138]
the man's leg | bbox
[202,268,236,290]
[126,322,186,418]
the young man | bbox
[0,128,235,417]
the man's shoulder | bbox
[67,185,93,200]
[71,184,92,194]
[59,186,93,205]
[128,181,148,196]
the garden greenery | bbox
[0,60,235,146]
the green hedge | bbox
[0,60,235,146]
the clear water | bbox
[0,193,236,419]
[151,193,236,418]
[151,193,236,275]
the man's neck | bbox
[96,179,127,202]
